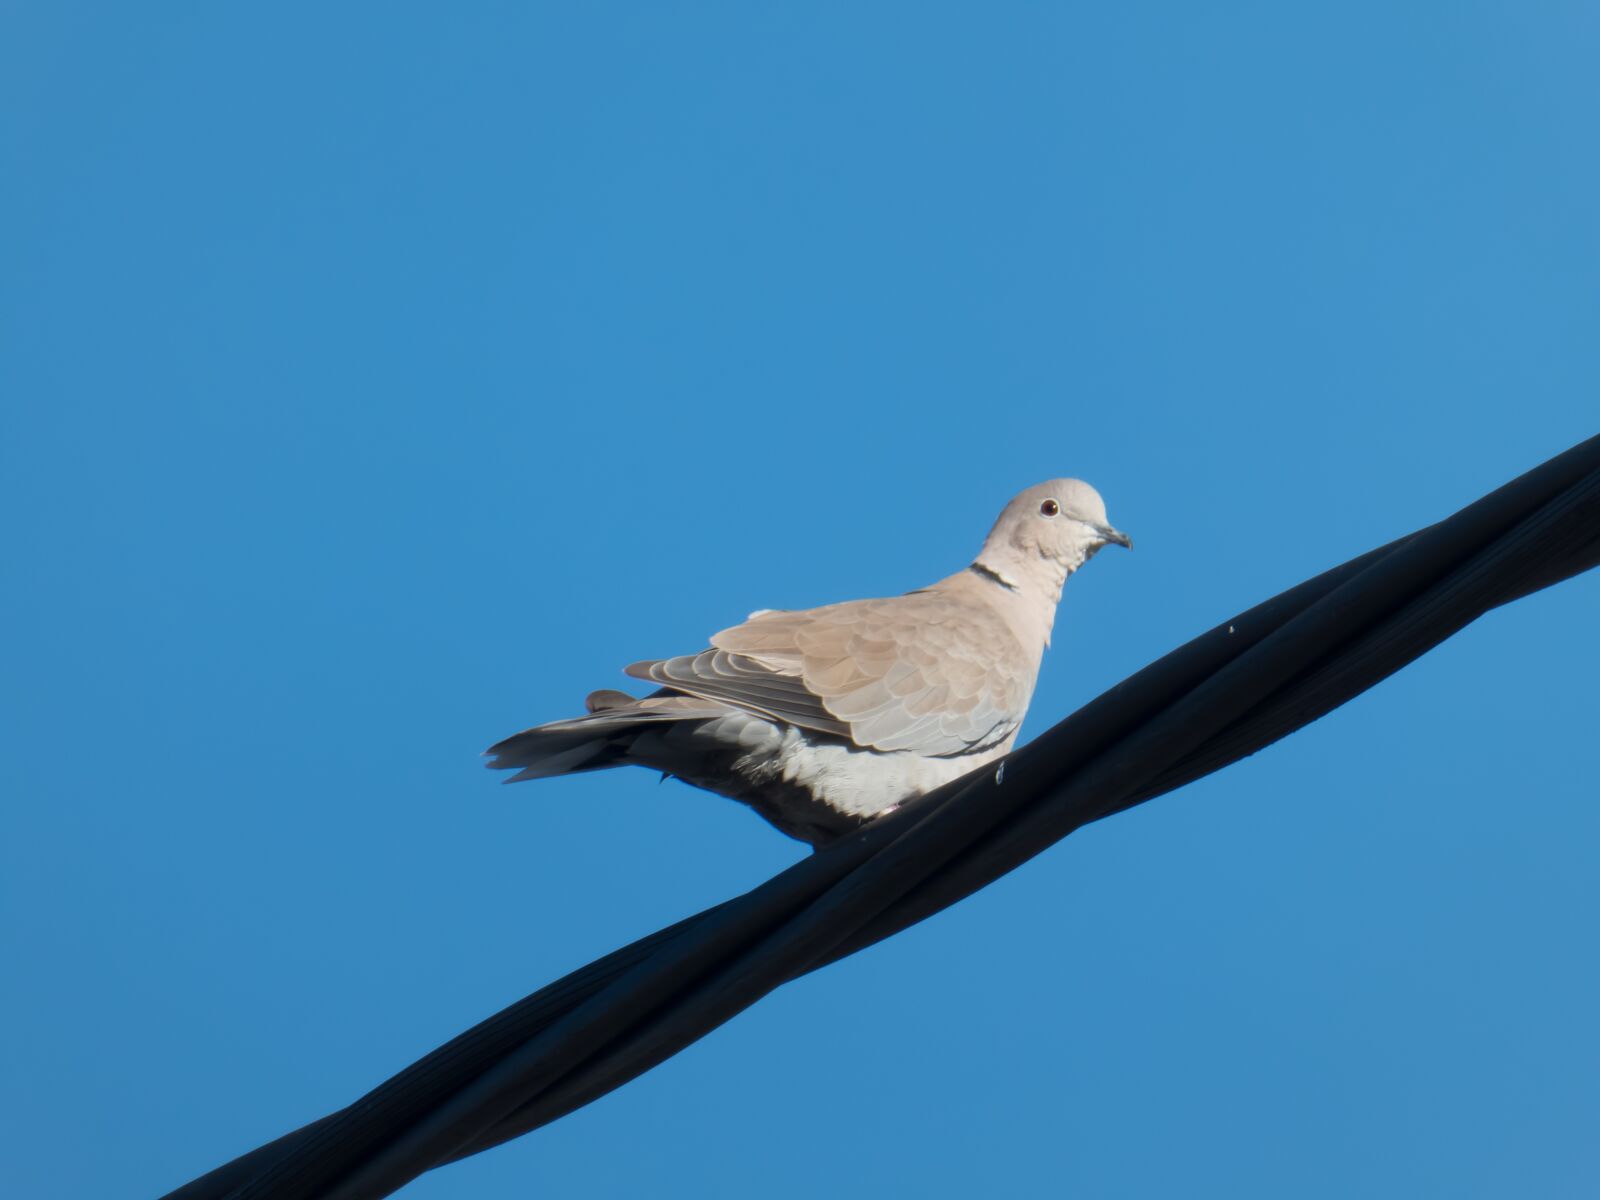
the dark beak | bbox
[1094,523,1133,550]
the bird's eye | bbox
[1039,499,1060,517]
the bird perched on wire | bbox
[486,480,1130,846]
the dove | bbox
[486,480,1130,846]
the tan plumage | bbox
[487,479,1129,846]
[627,579,1035,755]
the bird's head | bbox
[982,478,1131,578]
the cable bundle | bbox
[167,433,1600,1200]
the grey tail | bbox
[484,690,729,784]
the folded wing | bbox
[625,592,1029,756]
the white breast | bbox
[631,710,1012,844]
[742,724,1011,819]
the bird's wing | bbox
[625,591,1030,756]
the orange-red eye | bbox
[1039,499,1060,517]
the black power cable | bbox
[165,434,1600,1200]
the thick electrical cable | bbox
[162,433,1600,1200]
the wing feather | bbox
[623,588,1034,756]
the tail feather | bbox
[485,693,733,784]
[503,739,614,783]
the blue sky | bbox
[3,4,1596,1197]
